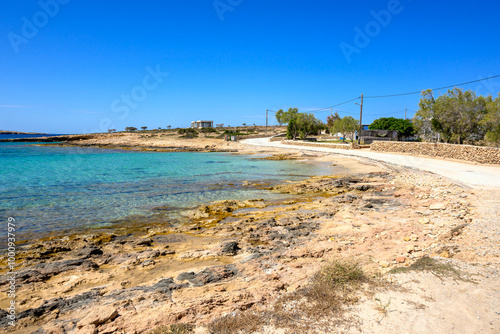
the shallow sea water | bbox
[0,143,333,239]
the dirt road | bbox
[243,138,500,188]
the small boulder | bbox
[396,256,406,263]
[220,241,240,256]
[77,248,103,258]
[419,218,431,225]
[76,305,118,329]
[135,238,153,247]
[430,203,446,210]
[78,324,97,334]
[354,184,371,191]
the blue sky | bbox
[1,0,499,134]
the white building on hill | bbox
[191,120,213,128]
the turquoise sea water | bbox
[0,143,332,239]
[0,133,66,140]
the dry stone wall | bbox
[281,140,357,150]
[370,141,500,165]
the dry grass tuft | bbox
[147,324,194,334]
[389,257,474,282]
[207,311,267,334]
[207,257,371,333]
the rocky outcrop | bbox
[0,258,99,285]
[189,199,265,219]
[3,168,489,334]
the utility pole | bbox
[266,109,269,135]
[405,108,407,120]
[358,94,363,144]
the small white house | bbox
[191,120,214,128]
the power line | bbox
[307,97,361,114]
[267,73,499,120]
[364,74,500,99]
[304,108,359,116]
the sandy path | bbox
[242,138,500,188]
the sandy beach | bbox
[1,133,499,334]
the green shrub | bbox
[177,128,198,138]
[200,127,218,133]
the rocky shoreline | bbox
[1,135,498,333]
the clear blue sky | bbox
[1,0,499,134]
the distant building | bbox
[354,125,370,140]
[359,129,399,144]
[191,120,214,128]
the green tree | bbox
[297,113,323,139]
[412,90,439,141]
[369,117,415,139]
[125,127,137,132]
[141,126,148,131]
[414,88,488,143]
[276,108,299,126]
[285,111,323,140]
[483,94,500,146]
[275,109,284,126]
[326,112,340,128]
[286,118,298,139]
[331,116,358,142]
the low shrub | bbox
[200,127,218,133]
[177,128,198,138]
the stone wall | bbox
[240,134,276,139]
[269,135,287,142]
[370,141,500,165]
[281,140,357,150]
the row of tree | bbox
[118,126,172,132]
[413,88,500,145]
[276,108,361,141]
[275,108,324,140]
